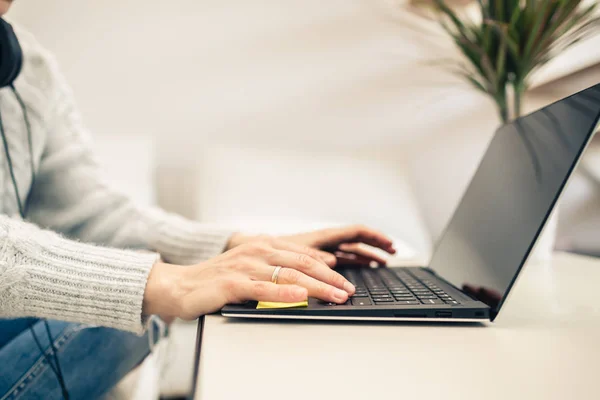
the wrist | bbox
[143,261,186,319]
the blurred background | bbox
[8,0,600,261]
[7,1,600,398]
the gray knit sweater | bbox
[0,24,232,333]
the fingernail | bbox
[333,289,348,302]
[343,281,355,294]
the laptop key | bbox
[351,298,373,306]
[420,299,444,304]
[341,266,461,308]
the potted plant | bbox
[429,0,600,123]
[418,0,600,260]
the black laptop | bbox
[222,83,600,322]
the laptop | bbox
[222,83,600,322]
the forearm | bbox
[0,215,159,334]
[28,179,233,265]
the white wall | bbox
[10,0,458,148]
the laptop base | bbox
[221,266,491,322]
[220,314,488,323]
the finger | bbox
[232,280,309,303]
[338,243,388,265]
[267,250,355,294]
[270,238,337,267]
[316,225,396,254]
[317,250,337,268]
[334,251,377,266]
[276,267,350,304]
[177,271,250,318]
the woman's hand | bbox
[227,225,396,267]
[143,239,356,321]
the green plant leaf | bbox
[523,0,553,59]
[536,0,588,54]
[425,0,600,123]
[485,20,520,59]
[433,0,473,42]
[477,0,489,18]
[509,3,521,30]
[495,28,507,85]
[461,72,489,93]
[495,0,504,22]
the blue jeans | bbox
[0,318,160,400]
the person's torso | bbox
[0,22,56,218]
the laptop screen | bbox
[429,84,600,319]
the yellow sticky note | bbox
[256,300,309,309]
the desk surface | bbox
[194,253,600,400]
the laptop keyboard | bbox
[340,268,460,306]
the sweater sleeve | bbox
[22,33,232,266]
[0,215,159,333]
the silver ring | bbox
[271,266,282,284]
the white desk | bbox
[193,253,600,400]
